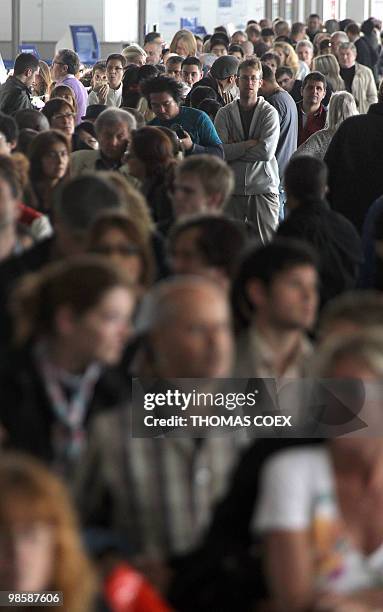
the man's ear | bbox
[25,68,33,78]
[54,305,77,337]
[207,191,223,211]
[246,278,267,308]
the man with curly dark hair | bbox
[141,75,224,158]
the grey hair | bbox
[326,91,358,131]
[330,31,348,43]
[338,41,357,54]
[296,40,314,51]
[95,108,137,134]
[312,330,383,378]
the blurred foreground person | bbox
[0,453,96,612]
[0,256,135,478]
[255,332,383,611]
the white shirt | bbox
[88,83,122,108]
[254,446,383,594]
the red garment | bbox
[104,563,172,612]
[18,202,42,226]
[297,102,327,146]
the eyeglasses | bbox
[52,113,75,121]
[150,99,175,110]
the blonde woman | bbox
[273,41,308,79]
[293,91,358,159]
[169,29,197,57]
[313,53,345,91]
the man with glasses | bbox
[51,49,88,124]
[214,58,280,243]
[141,75,223,158]
[88,54,126,108]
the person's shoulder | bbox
[71,149,99,162]
[263,445,329,478]
[258,96,279,116]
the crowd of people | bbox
[0,11,382,612]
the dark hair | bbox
[228,44,244,57]
[232,239,318,330]
[181,56,202,69]
[190,85,218,109]
[16,128,38,155]
[261,63,275,82]
[106,53,126,68]
[261,28,274,37]
[361,19,375,36]
[88,212,154,288]
[275,66,294,79]
[15,108,50,132]
[302,71,327,90]
[168,215,246,279]
[261,52,281,67]
[291,22,306,36]
[130,126,175,178]
[11,255,132,344]
[29,129,71,184]
[13,53,39,76]
[345,23,360,36]
[56,49,80,75]
[0,112,18,144]
[74,121,96,138]
[121,66,141,107]
[198,98,222,120]
[141,75,184,106]
[92,61,106,76]
[42,98,75,125]
[137,64,160,84]
[166,55,184,69]
[144,31,162,44]
[210,33,230,48]
[0,154,22,198]
[308,13,321,20]
[285,156,328,203]
[55,175,123,231]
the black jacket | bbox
[0,75,33,115]
[0,237,54,355]
[0,344,131,466]
[277,199,363,305]
[186,73,226,107]
[325,103,383,232]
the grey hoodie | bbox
[214,96,280,195]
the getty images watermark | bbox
[131,378,379,438]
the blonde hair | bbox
[102,172,155,236]
[325,91,358,131]
[273,42,300,76]
[313,54,344,91]
[0,453,96,612]
[313,331,383,378]
[37,60,52,98]
[169,29,197,56]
